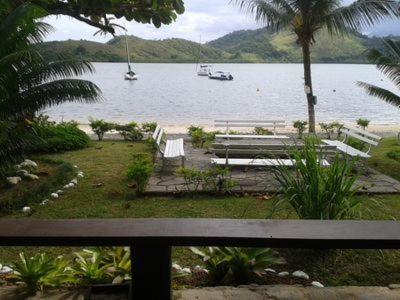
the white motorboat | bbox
[197,64,212,76]
[208,71,234,81]
[125,72,138,80]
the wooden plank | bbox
[0,219,399,249]
[214,123,286,128]
[215,120,286,124]
[152,125,161,140]
[323,140,371,158]
[212,143,337,152]
[211,158,330,167]
[156,129,164,146]
[216,134,289,140]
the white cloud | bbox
[44,0,400,43]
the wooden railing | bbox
[0,219,399,299]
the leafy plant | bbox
[11,253,62,293]
[202,166,236,193]
[357,118,370,130]
[126,153,153,194]
[190,247,285,285]
[115,122,143,141]
[187,126,217,148]
[319,122,339,140]
[175,167,203,192]
[293,121,307,138]
[347,137,366,151]
[89,118,115,141]
[253,127,273,135]
[141,122,158,133]
[30,118,90,153]
[273,138,361,220]
[71,249,111,286]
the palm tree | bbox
[233,0,399,133]
[0,4,101,174]
[358,39,400,107]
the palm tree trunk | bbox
[301,42,316,133]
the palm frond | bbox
[231,0,293,31]
[326,0,399,34]
[357,81,400,107]
[0,80,101,119]
[367,39,400,88]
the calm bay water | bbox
[45,63,400,127]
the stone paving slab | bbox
[147,141,400,195]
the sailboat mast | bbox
[125,33,132,73]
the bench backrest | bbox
[152,125,164,147]
[214,120,286,134]
[212,143,337,156]
[342,126,381,146]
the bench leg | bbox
[181,156,185,167]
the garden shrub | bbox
[126,153,153,195]
[273,138,361,220]
[30,118,90,153]
[357,118,370,130]
[387,150,400,162]
[319,122,343,140]
[89,118,115,140]
[347,137,366,151]
[293,120,307,138]
[115,122,143,141]
[141,122,158,133]
[187,125,217,148]
[190,247,285,286]
[253,127,273,135]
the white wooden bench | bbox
[322,126,381,158]
[152,126,185,166]
[211,142,335,167]
[214,120,288,139]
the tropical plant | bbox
[293,120,307,138]
[190,247,285,285]
[0,3,100,175]
[234,0,398,133]
[358,39,400,110]
[175,167,204,192]
[254,127,273,135]
[273,138,361,219]
[142,122,158,133]
[115,122,143,141]
[126,153,153,194]
[11,253,70,293]
[89,118,115,141]
[71,249,111,285]
[357,118,370,130]
[202,166,236,193]
[102,247,131,284]
[319,122,337,139]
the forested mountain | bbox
[37,28,398,63]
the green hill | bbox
[37,29,397,63]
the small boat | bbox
[124,32,138,81]
[208,71,234,81]
[197,64,212,76]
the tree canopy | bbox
[9,0,185,34]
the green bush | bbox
[30,119,90,153]
[387,150,400,162]
[126,153,153,195]
[293,120,307,138]
[89,118,115,141]
[347,137,366,151]
[115,122,143,141]
[273,138,361,220]
[175,167,203,192]
[319,122,343,140]
[357,118,370,130]
[190,247,285,285]
[141,122,158,133]
[187,126,217,148]
[254,127,273,135]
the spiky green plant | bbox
[233,0,399,133]
[358,39,400,108]
[273,138,361,219]
[0,3,101,175]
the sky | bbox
[44,0,400,43]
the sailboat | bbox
[124,33,138,80]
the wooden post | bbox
[130,245,172,300]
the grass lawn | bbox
[368,137,400,181]
[1,139,400,287]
